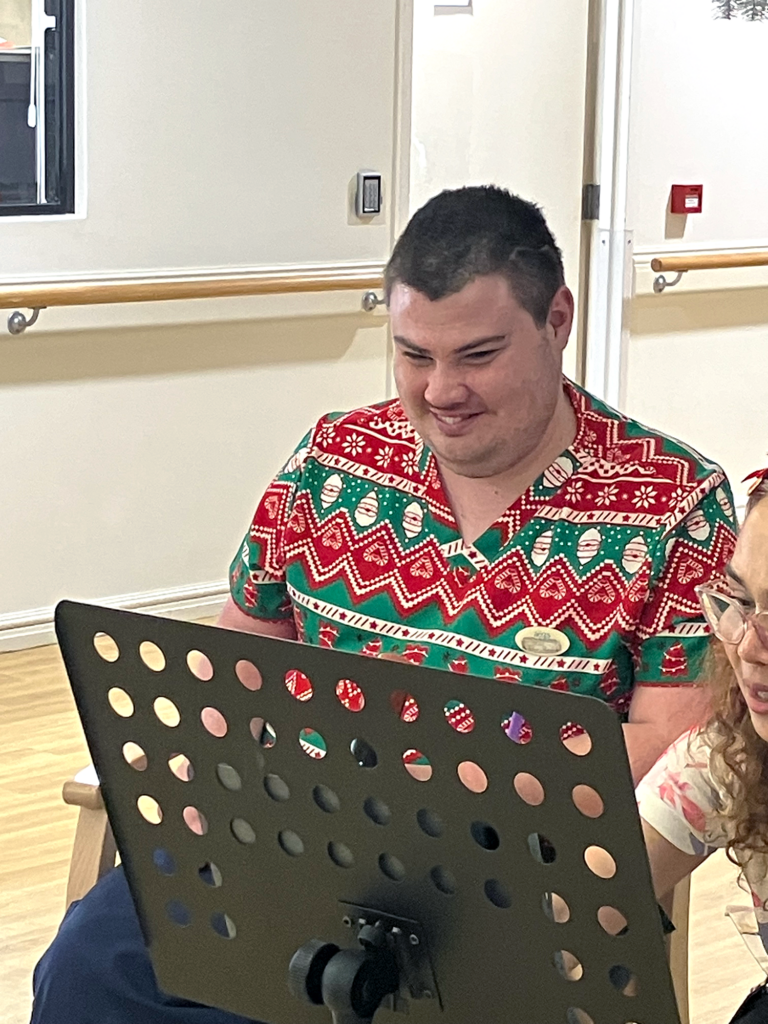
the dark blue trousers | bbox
[31,867,259,1024]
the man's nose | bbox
[423,363,467,408]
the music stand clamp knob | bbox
[289,922,400,1024]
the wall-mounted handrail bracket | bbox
[7,307,45,335]
[361,291,386,312]
[652,272,684,294]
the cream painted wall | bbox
[409,0,590,380]
[0,315,389,634]
[623,0,768,507]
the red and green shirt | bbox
[230,380,737,714]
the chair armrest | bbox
[62,779,103,811]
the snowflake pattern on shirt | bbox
[230,379,737,710]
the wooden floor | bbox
[1,638,765,1024]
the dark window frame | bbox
[0,0,75,217]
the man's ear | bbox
[546,285,575,350]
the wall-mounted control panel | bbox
[355,172,382,218]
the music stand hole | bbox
[210,912,237,939]
[166,900,191,927]
[93,632,119,662]
[513,772,545,806]
[168,753,193,781]
[566,1010,594,1024]
[471,821,500,850]
[351,738,378,768]
[139,641,166,672]
[279,829,305,857]
[597,905,628,936]
[183,806,208,835]
[250,717,276,748]
[154,696,181,728]
[379,853,405,881]
[502,711,533,744]
[201,706,227,737]
[572,784,604,818]
[108,687,134,718]
[585,845,616,879]
[457,761,487,793]
[417,808,444,838]
[554,950,583,982]
[153,848,176,876]
[336,678,365,712]
[444,699,475,734]
[122,742,147,771]
[403,749,432,781]
[199,862,223,887]
[390,690,420,722]
[216,763,242,791]
[313,785,341,814]
[542,892,570,924]
[528,832,557,865]
[430,866,457,895]
[328,841,354,868]
[264,774,290,802]
[186,650,214,681]
[137,795,162,825]
[299,727,327,759]
[363,796,391,825]
[560,722,592,756]
[231,818,256,844]
[236,659,263,691]
[484,879,512,909]
[608,964,638,996]
[285,668,313,702]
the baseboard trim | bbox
[0,581,229,653]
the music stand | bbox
[55,600,681,1024]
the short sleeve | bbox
[633,483,737,685]
[636,730,726,857]
[228,427,313,622]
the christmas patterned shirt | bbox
[229,379,737,713]
[637,728,768,950]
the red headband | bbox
[743,465,768,497]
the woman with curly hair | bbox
[637,471,768,1022]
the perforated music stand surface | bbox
[55,600,680,1024]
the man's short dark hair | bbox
[384,185,565,327]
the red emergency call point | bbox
[670,184,703,215]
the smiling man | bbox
[32,186,738,1024]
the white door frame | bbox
[580,0,635,410]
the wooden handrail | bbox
[0,265,384,309]
[650,251,768,273]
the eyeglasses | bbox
[696,585,768,647]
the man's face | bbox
[390,274,573,479]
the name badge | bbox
[515,626,570,656]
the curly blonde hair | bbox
[704,477,768,859]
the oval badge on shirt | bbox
[515,626,570,656]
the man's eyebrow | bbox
[393,335,508,355]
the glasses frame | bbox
[695,584,768,648]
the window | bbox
[0,0,74,215]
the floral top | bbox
[637,729,768,951]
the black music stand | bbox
[55,600,681,1024]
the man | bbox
[32,186,737,1023]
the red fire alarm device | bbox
[670,184,703,214]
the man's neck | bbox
[438,390,578,547]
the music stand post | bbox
[55,600,681,1024]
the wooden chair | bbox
[62,767,116,909]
